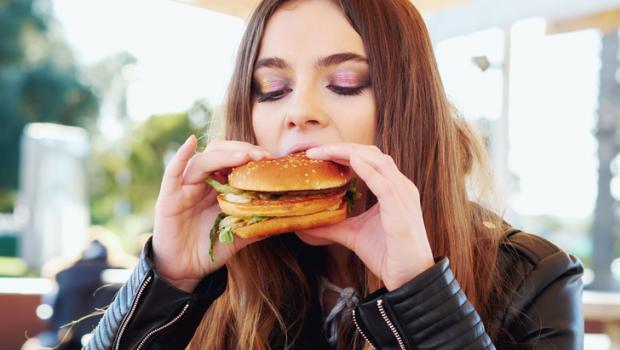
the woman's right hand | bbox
[151,135,272,292]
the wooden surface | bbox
[0,293,46,350]
[585,290,620,350]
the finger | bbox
[308,143,416,206]
[181,182,215,211]
[183,150,251,185]
[182,149,270,185]
[308,143,397,177]
[354,151,420,210]
[297,218,356,250]
[349,154,403,212]
[350,156,412,234]
[204,142,273,180]
[306,143,352,166]
[297,203,379,249]
[161,135,198,195]
[205,140,274,159]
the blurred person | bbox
[85,225,140,269]
[86,0,584,349]
[33,240,121,349]
[53,241,114,347]
[40,225,137,282]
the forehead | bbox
[257,0,366,64]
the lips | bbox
[282,142,322,156]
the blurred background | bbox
[0,0,619,348]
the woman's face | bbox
[251,0,376,245]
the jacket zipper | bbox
[135,302,190,350]
[113,275,153,350]
[351,309,376,349]
[377,299,406,350]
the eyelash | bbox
[255,84,369,103]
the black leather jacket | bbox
[85,228,584,349]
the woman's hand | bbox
[152,136,272,292]
[299,143,435,291]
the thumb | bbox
[297,204,379,250]
[297,217,356,250]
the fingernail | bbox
[184,134,195,146]
[261,152,275,160]
[306,147,326,158]
[250,149,265,159]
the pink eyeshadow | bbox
[331,71,364,87]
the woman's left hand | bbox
[299,143,435,291]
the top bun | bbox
[228,151,352,192]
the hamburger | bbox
[206,151,359,259]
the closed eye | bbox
[327,84,367,96]
[255,84,370,103]
[255,88,292,103]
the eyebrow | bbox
[254,52,368,71]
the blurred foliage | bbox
[88,100,213,235]
[0,256,30,277]
[0,191,16,212]
[0,0,99,212]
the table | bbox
[584,290,620,349]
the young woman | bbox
[86,0,583,349]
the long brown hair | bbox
[189,0,509,349]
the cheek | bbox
[295,232,334,246]
[251,104,279,152]
[329,95,376,144]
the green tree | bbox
[0,0,99,212]
[89,100,213,236]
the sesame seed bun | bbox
[228,151,352,192]
[214,152,353,239]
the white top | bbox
[318,276,361,347]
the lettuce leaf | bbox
[344,178,361,213]
[208,213,272,263]
[205,177,242,194]
[247,216,268,223]
[219,225,234,244]
[209,212,227,263]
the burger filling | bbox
[206,177,359,263]
[206,178,349,203]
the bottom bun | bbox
[233,203,347,239]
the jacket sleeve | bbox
[352,257,494,350]
[497,244,584,349]
[85,238,228,350]
[351,253,583,350]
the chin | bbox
[295,231,334,246]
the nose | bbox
[284,87,329,130]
